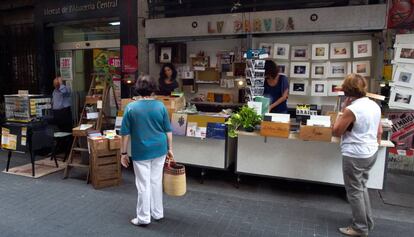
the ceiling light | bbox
[109,21,120,26]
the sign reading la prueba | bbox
[43,0,118,16]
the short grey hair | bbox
[134,75,158,96]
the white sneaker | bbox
[130,218,149,227]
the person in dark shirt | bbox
[263,60,289,113]
[158,63,179,96]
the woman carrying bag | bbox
[120,75,173,227]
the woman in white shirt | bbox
[333,74,382,237]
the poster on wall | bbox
[387,111,414,151]
[60,57,73,80]
[388,1,414,29]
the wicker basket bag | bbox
[163,154,186,196]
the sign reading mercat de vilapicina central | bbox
[43,0,118,16]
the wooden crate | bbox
[85,95,102,104]
[109,136,121,150]
[260,121,290,138]
[88,138,122,189]
[299,125,332,142]
[72,125,93,137]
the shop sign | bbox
[59,57,73,80]
[43,0,118,16]
[207,17,294,34]
[109,57,121,68]
[122,45,138,73]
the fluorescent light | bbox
[109,21,120,26]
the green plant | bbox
[225,105,262,138]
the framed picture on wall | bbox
[290,62,310,78]
[273,43,290,60]
[352,61,371,77]
[311,80,328,96]
[311,63,328,79]
[259,43,273,59]
[327,80,344,96]
[389,87,414,110]
[289,80,308,95]
[330,42,351,59]
[160,47,172,63]
[291,46,309,61]
[311,44,329,60]
[393,64,414,88]
[277,62,289,76]
[329,62,347,78]
[395,44,414,64]
[353,40,372,58]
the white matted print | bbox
[395,44,414,64]
[273,43,290,60]
[276,62,289,76]
[259,43,273,59]
[160,47,172,63]
[353,40,372,58]
[290,62,310,78]
[393,64,414,88]
[311,80,328,96]
[352,61,371,77]
[289,80,308,95]
[389,87,414,110]
[327,80,343,96]
[311,63,328,79]
[330,42,351,59]
[291,46,309,61]
[312,44,329,60]
[329,62,347,78]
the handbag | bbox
[163,154,186,196]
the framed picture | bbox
[273,43,290,60]
[289,80,308,95]
[259,43,273,59]
[395,44,414,64]
[160,47,172,63]
[311,44,329,60]
[329,62,347,78]
[352,61,371,77]
[254,69,265,79]
[393,64,414,88]
[253,60,266,69]
[276,62,289,76]
[290,62,310,78]
[311,80,328,96]
[389,87,414,110]
[311,63,328,79]
[330,42,351,59]
[291,46,309,61]
[353,40,372,58]
[327,80,343,96]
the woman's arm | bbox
[269,88,289,111]
[166,132,173,158]
[332,108,355,137]
[121,135,130,168]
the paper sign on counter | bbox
[21,137,27,146]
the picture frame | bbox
[389,87,414,110]
[291,46,309,61]
[259,43,273,59]
[353,40,372,58]
[276,62,289,76]
[327,80,343,96]
[311,63,328,79]
[273,43,290,60]
[290,62,310,78]
[330,42,351,59]
[352,61,371,77]
[311,80,328,96]
[393,64,414,89]
[289,80,308,96]
[311,44,329,60]
[329,62,347,78]
[395,44,414,64]
[254,69,265,79]
[160,47,172,63]
[253,59,266,69]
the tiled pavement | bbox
[1,152,414,237]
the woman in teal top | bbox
[120,75,173,227]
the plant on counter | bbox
[226,105,262,138]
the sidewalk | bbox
[1,151,414,237]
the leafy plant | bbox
[225,105,262,138]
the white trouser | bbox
[132,155,166,224]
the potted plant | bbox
[226,105,262,138]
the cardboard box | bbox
[72,125,93,137]
[299,125,332,142]
[260,121,290,138]
[196,68,220,81]
[85,95,102,104]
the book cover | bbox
[171,113,188,136]
[206,123,226,140]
